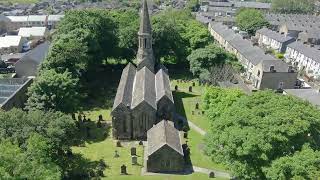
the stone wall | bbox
[147,145,185,173]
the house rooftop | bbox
[18,27,47,38]
[0,36,23,49]
[256,28,294,43]
[260,60,290,72]
[284,89,320,107]
[287,41,320,63]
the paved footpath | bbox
[188,120,206,136]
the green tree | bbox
[0,134,61,179]
[26,70,80,113]
[41,30,89,76]
[188,44,227,78]
[108,9,140,60]
[56,9,118,67]
[271,0,315,14]
[205,91,320,179]
[264,145,320,180]
[202,87,244,119]
[236,8,269,35]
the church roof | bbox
[112,63,136,111]
[131,67,156,110]
[139,0,152,34]
[147,120,183,156]
[155,68,174,103]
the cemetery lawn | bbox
[171,78,211,132]
[71,66,228,179]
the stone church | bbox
[111,0,175,140]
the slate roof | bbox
[131,67,156,110]
[287,41,320,63]
[265,13,320,31]
[210,22,277,65]
[112,63,136,111]
[284,89,320,107]
[207,1,271,9]
[259,60,290,72]
[15,42,50,77]
[256,28,294,43]
[147,120,183,156]
[155,69,174,103]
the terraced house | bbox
[209,22,297,90]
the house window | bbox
[257,70,261,77]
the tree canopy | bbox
[204,90,320,179]
[26,70,80,113]
[235,8,269,35]
[0,109,77,178]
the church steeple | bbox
[136,0,156,73]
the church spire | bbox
[139,0,152,35]
[136,0,156,73]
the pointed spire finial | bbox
[139,0,152,34]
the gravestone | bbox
[97,120,102,128]
[86,127,91,138]
[195,103,199,110]
[121,164,127,175]
[77,114,82,122]
[116,141,121,147]
[71,113,76,120]
[184,132,188,139]
[189,86,192,92]
[175,85,178,91]
[139,141,143,146]
[132,156,138,165]
[99,114,103,121]
[209,171,215,178]
[130,147,136,156]
[114,150,120,158]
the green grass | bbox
[171,79,211,132]
[185,129,228,171]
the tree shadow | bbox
[80,64,124,111]
[64,153,109,179]
[73,121,111,146]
